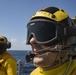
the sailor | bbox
[0,36,17,75]
[26,6,76,75]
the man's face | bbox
[29,37,58,69]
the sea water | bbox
[7,50,28,62]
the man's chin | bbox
[33,57,44,64]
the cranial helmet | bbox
[26,7,76,45]
[0,36,11,49]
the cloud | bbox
[8,38,31,50]
[22,40,26,44]
[10,38,17,44]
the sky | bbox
[0,0,76,50]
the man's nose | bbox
[30,37,36,45]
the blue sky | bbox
[0,0,76,50]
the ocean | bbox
[7,50,28,62]
[7,50,36,75]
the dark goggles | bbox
[26,19,64,45]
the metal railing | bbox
[17,60,36,75]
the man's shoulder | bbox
[0,52,16,64]
[30,67,40,75]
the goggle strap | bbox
[28,18,57,25]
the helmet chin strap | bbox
[34,45,63,54]
[33,44,68,54]
[63,56,72,75]
[27,41,76,61]
[34,43,76,55]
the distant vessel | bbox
[17,60,36,75]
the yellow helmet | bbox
[31,7,69,22]
[0,36,7,44]
[0,36,11,49]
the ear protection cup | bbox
[0,36,11,49]
[6,41,11,49]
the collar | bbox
[38,60,76,75]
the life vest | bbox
[30,60,76,75]
[0,52,16,75]
[0,52,16,64]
